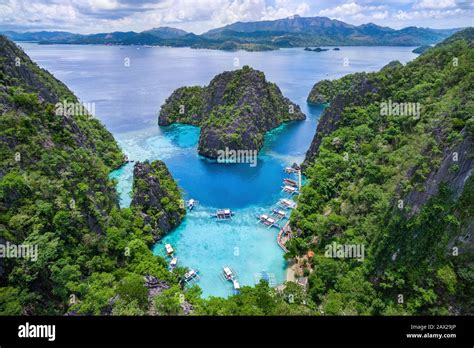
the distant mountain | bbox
[1,30,81,42]
[2,17,462,51]
[202,16,460,47]
[142,27,189,39]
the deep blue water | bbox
[20,43,417,297]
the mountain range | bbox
[2,16,461,51]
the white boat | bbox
[212,209,234,220]
[165,243,174,255]
[233,279,240,290]
[170,257,178,267]
[187,199,198,211]
[183,269,199,283]
[223,267,234,281]
[279,199,297,209]
[282,185,297,193]
[272,209,286,218]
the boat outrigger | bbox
[187,199,198,211]
[183,269,200,285]
[284,167,298,174]
[282,185,298,194]
[258,214,276,227]
[271,209,287,218]
[278,198,297,209]
[232,279,241,294]
[223,267,234,281]
[222,267,241,294]
[211,209,235,220]
[283,178,298,187]
[165,243,174,255]
[169,257,178,271]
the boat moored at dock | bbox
[278,198,297,209]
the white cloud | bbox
[413,0,457,10]
[0,0,472,33]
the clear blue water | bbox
[20,43,417,297]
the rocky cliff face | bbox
[403,130,473,218]
[303,73,378,169]
[131,160,185,242]
[292,29,473,314]
[159,65,305,158]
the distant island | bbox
[304,47,330,52]
[158,66,305,158]
[2,16,461,52]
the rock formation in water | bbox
[158,65,306,159]
[131,160,186,242]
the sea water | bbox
[20,43,417,297]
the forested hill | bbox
[3,16,458,52]
[0,36,186,315]
[159,66,305,159]
[289,28,473,314]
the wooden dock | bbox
[277,221,291,253]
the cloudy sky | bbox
[0,0,473,34]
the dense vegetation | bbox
[289,28,474,315]
[131,160,186,242]
[159,65,305,158]
[0,36,185,315]
[0,27,472,317]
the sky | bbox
[0,0,473,34]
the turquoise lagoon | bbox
[20,43,417,297]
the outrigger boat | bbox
[272,209,287,218]
[258,214,276,227]
[211,209,235,220]
[232,279,241,294]
[183,269,200,285]
[169,257,178,271]
[165,243,174,255]
[282,185,298,194]
[223,267,234,281]
[283,178,298,187]
[284,167,298,174]
[278,198,297,209]
[187,199,198,211]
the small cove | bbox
[20,43,417,297]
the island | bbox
[304,47,329,52]
[158,65,306,159]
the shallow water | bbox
[20,43,417,297]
